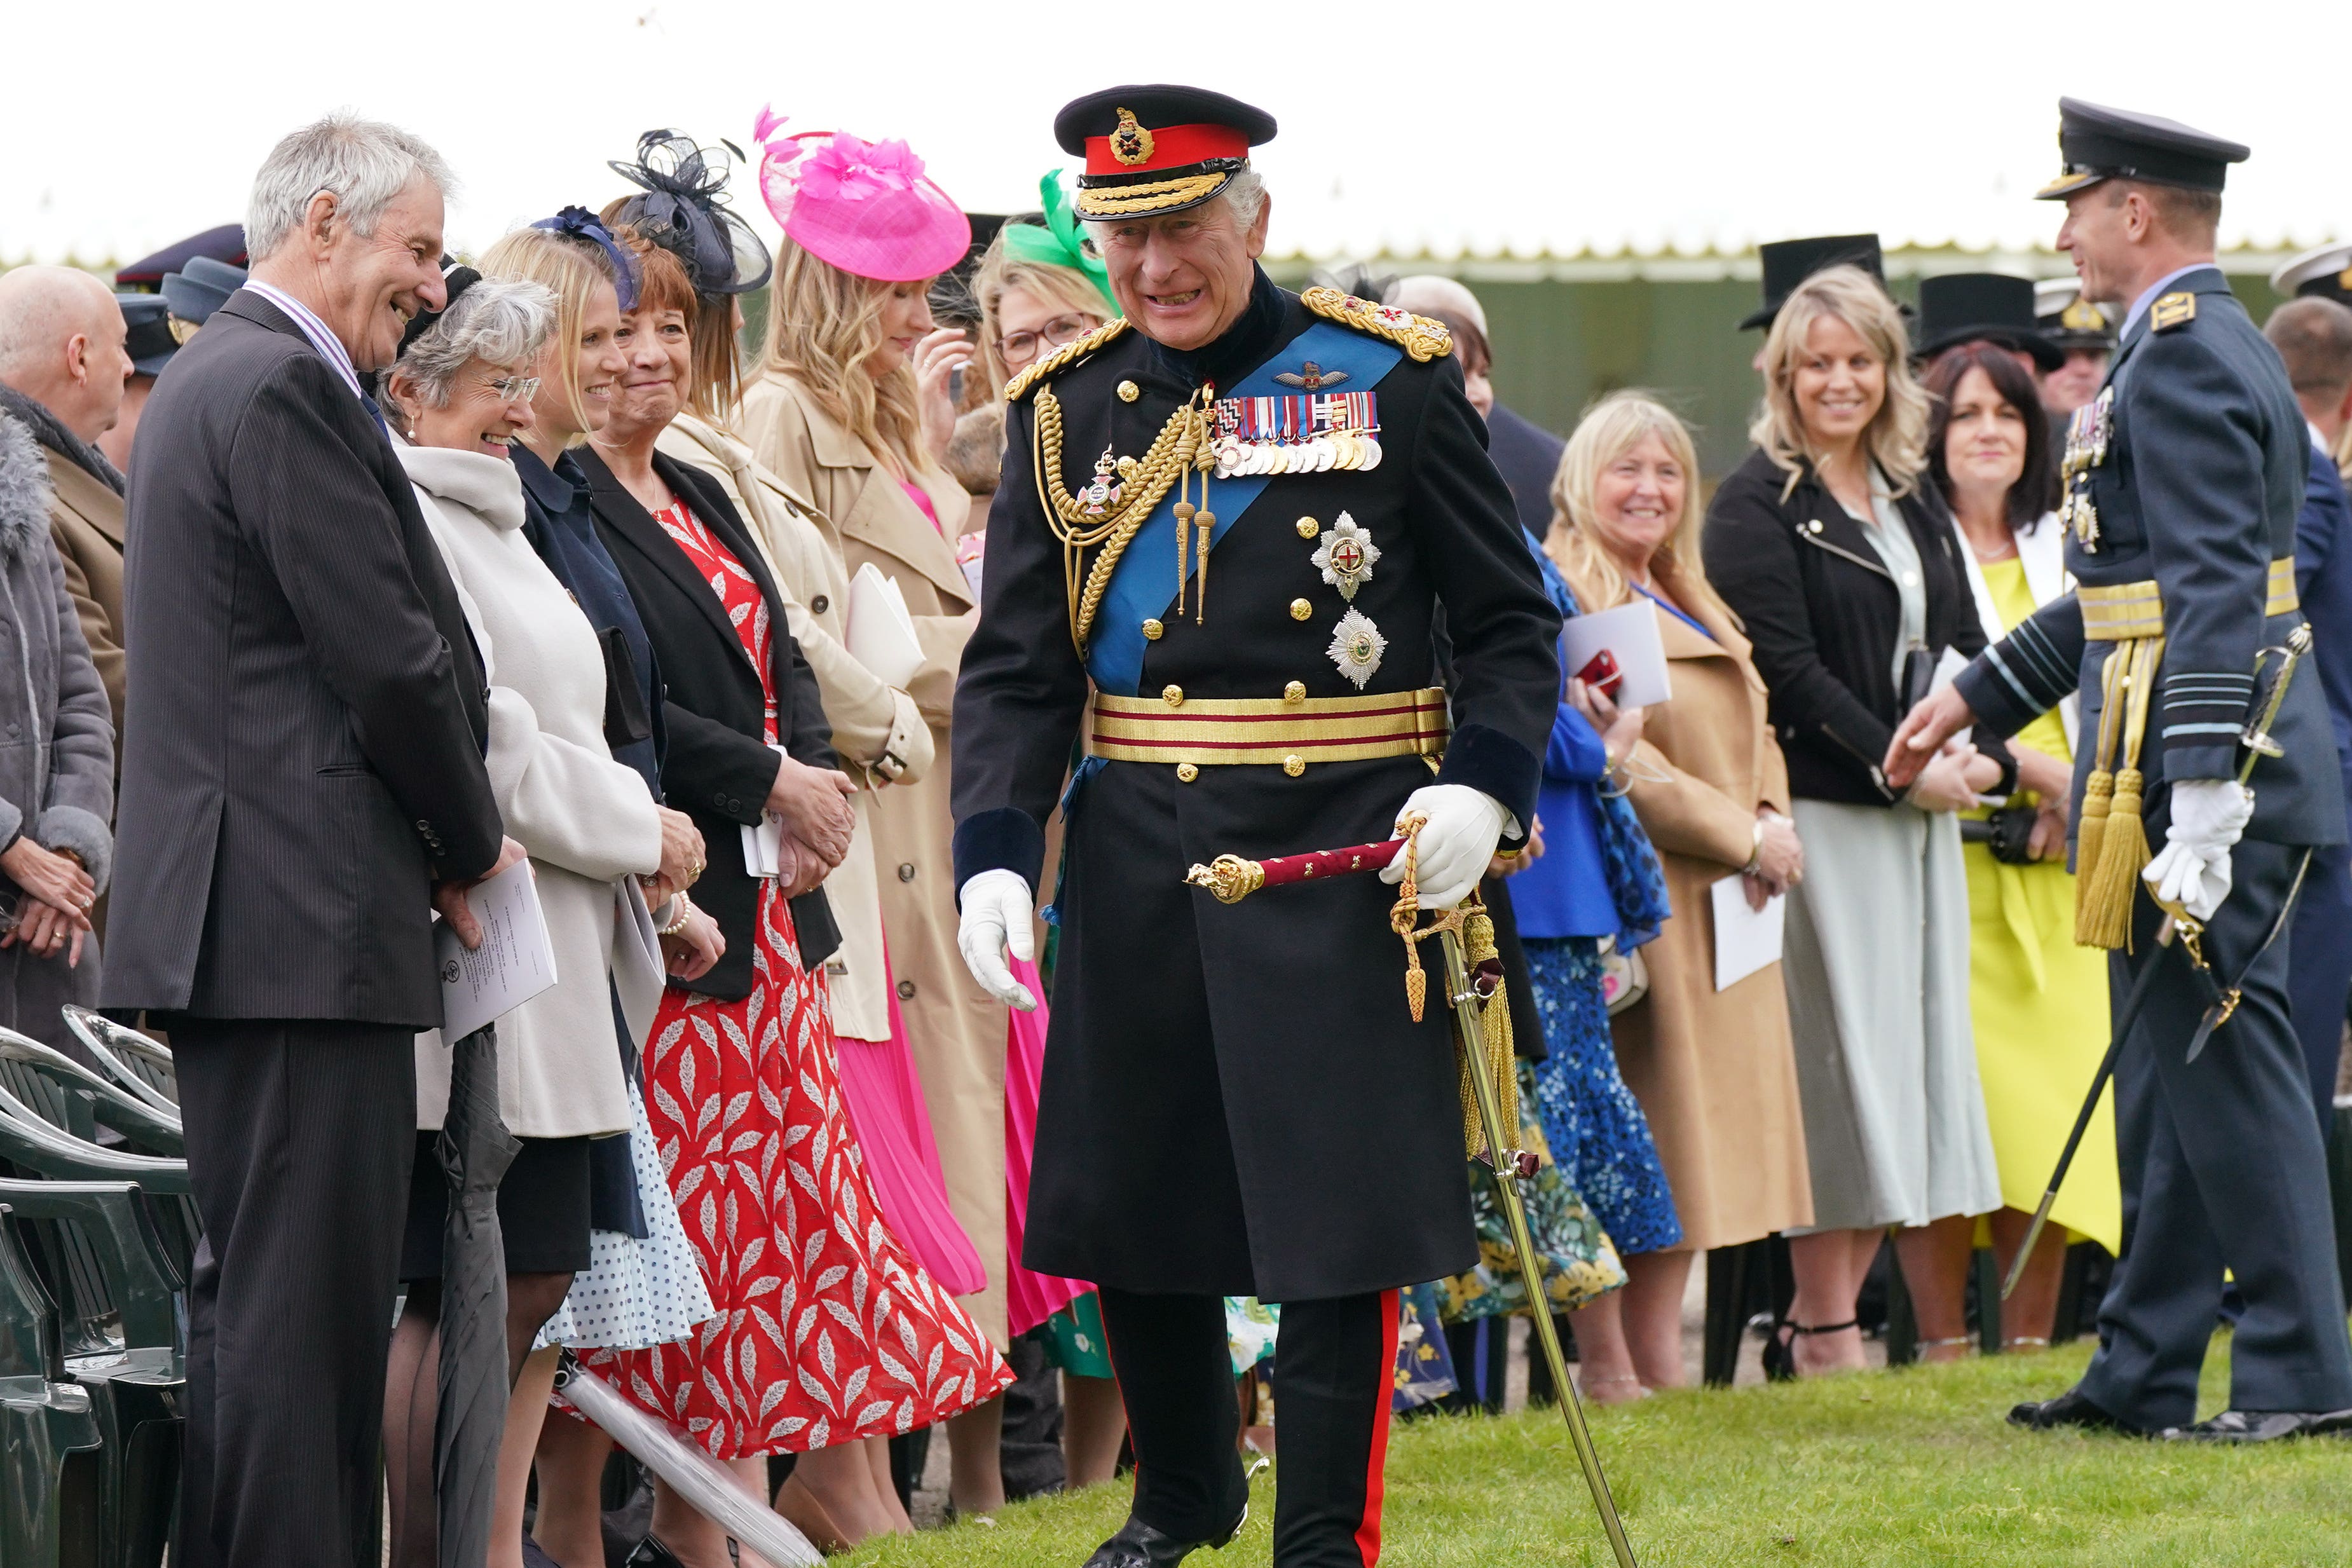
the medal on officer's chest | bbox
[2059,386,2114,550]
[1328,607,1387,690]
[1212,389,1384,478]
[1311,512,1379,601]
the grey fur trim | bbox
[36,804,111,894]
[0,414,53,563]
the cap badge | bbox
[1273,360,1350,391]
[2060,299,2105,332]
[2337,266,2352,292]
[167,315,201,346]
[1111,107,1155,167]
[1327,607,1387,690]
[1311,513,1381,603]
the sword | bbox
[2000,623,2315,1299]
[1186,821,1642,1568]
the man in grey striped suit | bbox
[106,116,519,1566]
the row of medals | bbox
[2059,386,2114,550]
[1212,426,1385,479]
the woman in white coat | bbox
[376,273,714,1568]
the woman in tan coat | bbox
[1546,392,1814,1387]
[737,140,1031,1514]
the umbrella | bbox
[437,1025,521,1568]
[553,1353,824,1567]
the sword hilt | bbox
[2237,623,2312,783]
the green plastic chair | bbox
[0,1031,182,1156]
[57,1010,176,1114]
[0,1203,106,1567]
[0,1175,188,1568]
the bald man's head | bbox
[0,266,134,444]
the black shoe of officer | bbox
[2007,1385,2150,1436]
[2160,1407,2352,1442]
[1080,1504,1248,1568]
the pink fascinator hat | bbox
[755,107,971,283]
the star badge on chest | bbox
[1327,607,1387,690]
[1311,512,1380,602]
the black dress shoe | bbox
[2160,1408,2352,1442]
[622,1536,685,1568]
[2008,1386,2150,1436]
[1081,1506,1248,1568]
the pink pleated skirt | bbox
[1004,957,1086,1336]
[833,946,987,1298]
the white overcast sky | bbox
[4,0,2345,269]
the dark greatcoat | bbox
[952,271,1561,1302]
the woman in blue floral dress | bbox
[1500,529,1680,1404]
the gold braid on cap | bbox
[1004,318,1132,404]
[1299,286,1454,363]
[1072,172,1232,220]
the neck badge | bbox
[1076,444,1125,519]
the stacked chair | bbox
[0,1006,189,1568]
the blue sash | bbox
[1086,321,1405,695]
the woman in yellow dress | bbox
[1925,342,2120,1349]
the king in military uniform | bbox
[952,86,1561,1565]
[1892,99,2352,1440]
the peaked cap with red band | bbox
[1053,85,1277,221]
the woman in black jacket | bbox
[1703,264,2011,1379]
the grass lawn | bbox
[840,1337,2352,1566]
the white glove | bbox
[2142,778,2253,921]
[1379,784,1510,910]
[956,869,1039,1011]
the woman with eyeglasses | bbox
[376,258,716,1568]
[971,173,1116,397]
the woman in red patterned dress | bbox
[576,240,1009,1564]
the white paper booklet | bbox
[740,742,786,878]
[439,860,559,1037]
[846,561,924,688]
[1710,873,1786,992]
[1559,600,1673,709]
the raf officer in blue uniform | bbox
[1892,99,2352,1441]
[952,86,1560,1564]
[2261,291,2352,1127]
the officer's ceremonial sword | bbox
[1186,822,1642,1568]
[2000,623,2314,1300]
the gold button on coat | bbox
[1283,755,1306,777]
[1118,380,1140,402]
[1290,599,1312,621]
[1284,681,1306,703]
[1296,517,1319,538]
[1142,618,1163,640]
[1176,762,1200,782]
[1162,684,1184,706]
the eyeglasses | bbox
[995,313,1100,365]
[486,374,542,403]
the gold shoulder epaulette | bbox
[1004,318,1133,403]
[1299,286,1453,363]
[2150,292,2197,332]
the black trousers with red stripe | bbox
[1100,1286,1399,1567]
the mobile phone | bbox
[948,365,966,405]
[1576,649,1623,699]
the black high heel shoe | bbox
[622,1536,685,1568]
[1761,1317,1859,1381]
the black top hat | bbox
[116,294,179,377]
[2036,97,2248,200]
[115,223,247,289]
[1915,273,2062,372]
[2272,242,2352,308]
[1053,85,1276,221]
[1740,233,1887,331]
[2034,278,2115,350]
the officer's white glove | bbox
[956,869,1039,1012]
[1379,784,1511,911]
[2142,778,2254,922]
